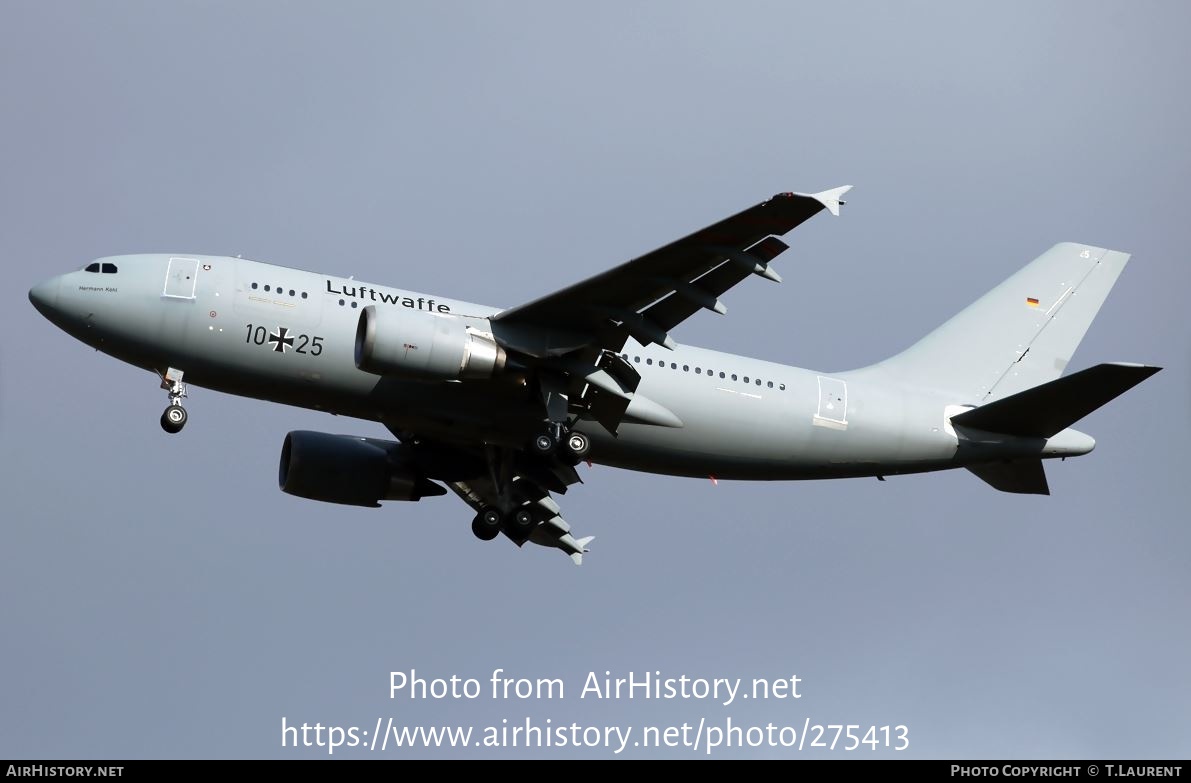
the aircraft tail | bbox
[967,459,1050,495]
[870,243,1133,402]
[951,362,1161,438]
[955,363,1161,495]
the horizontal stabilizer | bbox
[967,459,1050,495]
[951,363,1161,438]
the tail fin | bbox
[967,459,1050,495]
[872,243,1131,402]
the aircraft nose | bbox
[28,275,61,317]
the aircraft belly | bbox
[368,377,540,443]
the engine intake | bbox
[279,430,445,507]
[355,305,506,380]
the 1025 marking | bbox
[245,324,324,356]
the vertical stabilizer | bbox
[869,243,1131,402]
[967,459,1050,495]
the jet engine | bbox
[279,430,446,507]
[354,305,506,380]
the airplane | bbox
[28,187,1160,564]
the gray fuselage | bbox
[29,254,1091,481]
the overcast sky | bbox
[2,1,1187,759]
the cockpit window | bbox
[101,263,118,274]
[84,263,100,273]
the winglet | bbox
[808,185,852,217]
[569,536,595,566]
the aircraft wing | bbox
[492,187,850,350]
[400,188,851,562]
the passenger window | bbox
[670,362,677,370]
[634,356,640,363]
[101,263,117,274]
[731,374,737,381]
[767,381,773,388]
[85,263,100,273]
[301,292,308,299]
[264,285,271,292]
[743,376,750,383]
[251,282,258,290]
[695,368,702,374]
[683,365,689,372]
[719,372,725,379]
[779,383,786,391]
[756,378,762,386]
[646,358,653,365]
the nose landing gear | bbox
[158,367,189,434]
[160,404,187,433]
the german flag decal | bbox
[1026,297,1040,307]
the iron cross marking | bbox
[269,327,295,353]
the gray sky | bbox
[2,1,1188,759]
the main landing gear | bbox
[471,508,502,541]
[529,421,591,460]
[532,371,591,462]
[470,506,540,543]
[467,441,566,545]
[158,367,189,434]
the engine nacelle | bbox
[355,305,506,380]
[278,430,445,507]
